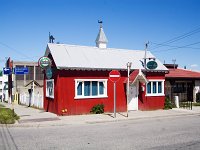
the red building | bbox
[43,25,168,115]
[165,64,200,103]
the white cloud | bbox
[190,64,198,68]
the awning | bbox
[124,69,148,84]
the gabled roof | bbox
[124,69,148,84]
[45,43,168,72]
[25,80,43,87]
[166,68,200,79]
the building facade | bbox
[43,25,168,115]
[165,64,200,104]
[11,61,44,108]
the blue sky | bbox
[1,0,200,70]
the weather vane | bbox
[98,20,103,28]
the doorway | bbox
[128,82,138,111]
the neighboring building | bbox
[165,64,200,103]
[11,61,44,108]
[0,70,8,102]
[43,25,168,115]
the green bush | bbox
[164,97,173,110]
[90,104,104,114]
[0,108,19,124]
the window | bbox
[146,80,164,96]
[46,79,54,98]
[75,79,107,99]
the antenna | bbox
[172,59,176,70]
[144,41,149,69]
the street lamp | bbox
[126,62,132,117]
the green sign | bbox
[0,70,2,76]
[147,61,158,70]
[38,57,51,69]
[46,68,52,79]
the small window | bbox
[99,82,104,95]
[75,79,107,99]
[92,81,98,96]
[146,80,164,96]
[153,82,157,93]
[77,82,82,95]
[158,82,162,93]
[147,82,151,94]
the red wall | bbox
[44,69,166,115]
[138,72,165,110]
[44,70,128,115]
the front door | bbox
[128,82,138,111]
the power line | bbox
[152,41,200,53]
[151,42,200,50]
[151,26,200,50]
[0,42,36,61]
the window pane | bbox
[153,82,157,93]
[99,82,104,95]
[77,82,82,95]
[158,82,162,93]
[92,81,98,96]
[147,82,151,94]
[84,81,90,96]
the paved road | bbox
[1,115,200,150]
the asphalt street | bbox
[1,114,200,150]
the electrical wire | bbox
[151,26,200,50]
[151,42,200,50]
[152,41,200,53]
[0,42,36,61]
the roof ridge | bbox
[48,43,147,52]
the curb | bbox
[1,112,200,128]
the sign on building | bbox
[14,67,29,75]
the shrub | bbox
[0,108,20,124]
[90,104,104,114]
[164,97,173,110]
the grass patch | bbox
[0,104,5,108]
[0,108,20,124]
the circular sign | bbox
[109,70,121,82]
[147,61,158,70]
[38,57,51,69]
[46,67,52,79]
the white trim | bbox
[75,79,108,99]
[146,79,165,97]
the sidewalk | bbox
[1,102,200,127]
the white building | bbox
[0,70,8,102]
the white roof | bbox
[45,43,168,71]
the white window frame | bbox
[146,79,165,96]
[75,79,108,99]
[46,79,54,98]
